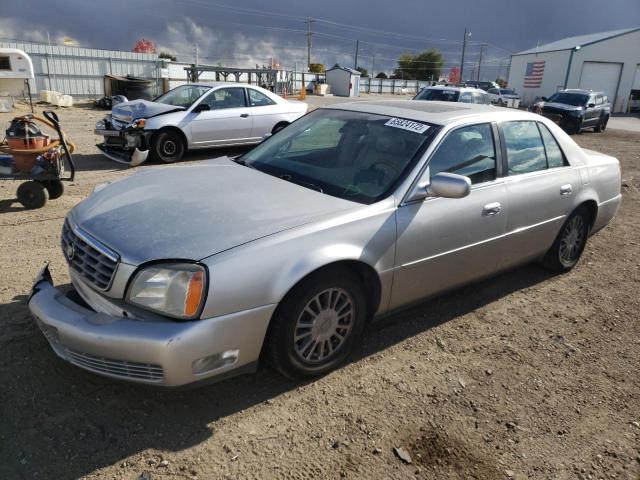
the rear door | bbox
[189,87,253,147]
[391,122,508,309]
[247,88,284,140]
[498,120,580,270]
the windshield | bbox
[500,89,516,95]
[239,109,438,204]
[414,88,460,102]
[547,92,588,107]
[154,85,211,108]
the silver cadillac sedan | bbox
[30,101,621,386]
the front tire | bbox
[267,267,367,379]
[272,122,289,134]
[542,206,590,272]
[151,130,185,163]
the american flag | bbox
[524,60,545,88]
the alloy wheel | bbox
[559,215,585,264]
[293,288,355,364]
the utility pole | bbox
[459,27,469,83]
[476,43,485,82]
[354,40,359,69]
[371,53,375,77]
[305,18,315,69]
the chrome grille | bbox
[66,349,164,382]
[61,219,119,291]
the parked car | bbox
[30,101,621,386]
[94,83,308,165]
[463,80,500,91]
[414,86,490,104]
[534,89,610,134]
[487,87,521,108]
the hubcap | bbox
[559,216,585,263]
[293,288,354,364]
[162,140,176,156]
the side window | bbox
[538,123,567,168]
[595,95,603,105]
[502,121,547,175]
[204,88,246,109]
[588,95,596,106]
[428,123,497,185]
[248,89,276,107]
[459,92,473,103]
[488,88,499,95]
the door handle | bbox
[240,113,249,118]
[482,202,502,216]
[560,184,573,196]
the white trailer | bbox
[0,48,35,111]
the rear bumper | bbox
[593,194,622,234]
[28,267,275,387]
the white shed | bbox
[0,48,34,110]
[325,66,361,97]
[508,27,640,112]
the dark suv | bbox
[535,89,610,134]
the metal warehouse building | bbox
[509,27,640,112]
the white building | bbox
[325,66,361,97]
[508,27,640,112]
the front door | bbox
[189,87,253,147]
[498,120,580,270]
[391,122,508,309]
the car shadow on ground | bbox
[1,262,555,479]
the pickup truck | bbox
[535,89,611,134]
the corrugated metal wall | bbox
[0,39,162,99]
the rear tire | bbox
[38,180,64,199]
[151,130,185,163]
[17,181,48,209]
[272,122,289,134]
[594,115,608,132]
[542,206,590,272]
[267,267,367,379]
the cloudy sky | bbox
[2,0,639,79]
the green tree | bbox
[309,63,325,73]
[356,66,368,77]
[394,49,443,80]
[495,77,507,88]
[158,51,177,61]
[375,72,388,79]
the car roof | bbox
[561,89,604,95]
[187,82,263,89]
[423,85,486,92]
[326,100,539,126]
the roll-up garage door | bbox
[578,62,622,105]
[633,65,640,90]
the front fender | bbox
[201,202,397,319]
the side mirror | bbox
[541,96,548,101]
[193,103,210,113]
[588,103,595,108]
[406,172,471,202]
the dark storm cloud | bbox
[2,0,639,76]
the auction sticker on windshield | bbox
[384,118,430,134]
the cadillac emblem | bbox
[66,242,75,262]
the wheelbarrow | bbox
[0,111,76,209]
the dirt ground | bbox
[0,101,638,480]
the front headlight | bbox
[127,263,207,319]
[126,118,147,129]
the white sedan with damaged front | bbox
[94,82,307,165]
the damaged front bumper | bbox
[95,118,151,167]
[28,265,273,387]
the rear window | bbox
[414,89,460,102]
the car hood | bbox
[111,99,185,123]
[70,158,359,265]
[542,102,582,112]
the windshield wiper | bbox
[279,174,324,193]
